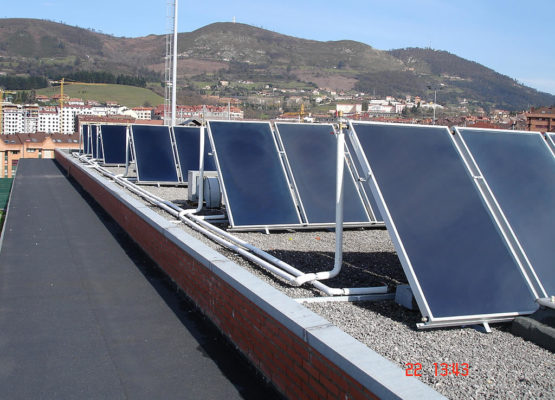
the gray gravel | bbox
[306,301,554,400]
[86,163,555,400]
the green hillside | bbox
[386,48,555,110]
[36,84,163,107]
[0,19,554,110]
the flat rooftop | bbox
[99,162,554,399]
[0,159,279,399]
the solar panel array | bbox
[128,125,218,184]
[206,121,384,229]
[455,128,555,297]
[348,122,538,328]
[79,118,554,328]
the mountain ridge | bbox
[0,18,553,110]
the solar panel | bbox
[131,125,179,183]
[90,125,99,159]
[349,122,537,328]
[207,121,301,228]
[82,124,90,155]
[456,128,555,297]
[100,125,128,165]
[274,122,373,225]
[173,126,217,181]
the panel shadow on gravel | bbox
[265,249,407,289]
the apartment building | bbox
[0,133,79,178]
[2,104,24,135]
[132,107,154,120]
[38,108,60,133]
[526,106,555,132]
[1,102,144,135]
[153,104,244,122]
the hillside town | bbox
[2,88,553,136]
[1,84,553,180]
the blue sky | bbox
[2,1,554,95]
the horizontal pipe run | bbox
[295,293,395,303]
[79,157,389,297]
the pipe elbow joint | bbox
[294,273,318,286]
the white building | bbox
[1,102,148,135]
[172,105,244,122]
[368,104,395,114]
[421,103,444,111]
[2,104,24,135]
[23,106,39,133]
[38,110,60,133]
[132,107,153,120]
[336,104,362,114]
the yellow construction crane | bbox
[50,79,106,133]
[0,89,18,135]
[299,104,305,122]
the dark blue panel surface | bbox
[208,121,300,227]
[90,125,98,158]
[275,123,369,224]
[132,125,178,183]
[82,125,90,154]
[100,125,128,165]
[351,123,536,319]
[173,127,216,179]
[459,128,555,296]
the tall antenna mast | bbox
[164,1,179,126]
[171,0,178,126]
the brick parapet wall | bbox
[56,150,443,400]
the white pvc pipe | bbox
[294,117,345,285]
[184,124,205,214]
[82,157,387,296]
[124,125,131,178]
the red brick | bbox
[320,374,340,397]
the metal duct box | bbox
[187,170,219,202]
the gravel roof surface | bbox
[88,162,554,400]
